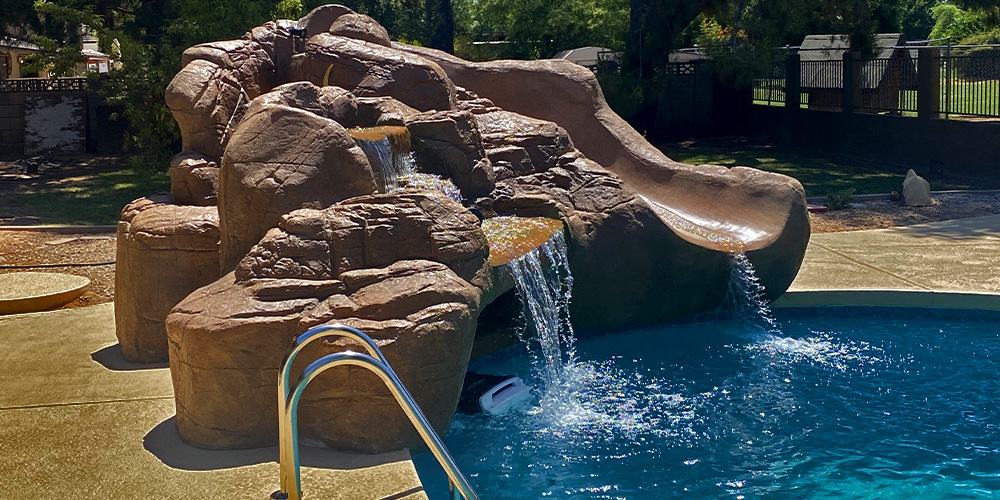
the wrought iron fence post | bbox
[842,52,860,113]
[785,53,801,109]
[917,47,940,120]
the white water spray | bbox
[506,230,576,390]
[726,252,782,336]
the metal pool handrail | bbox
[273,324,479,500]
[275,324,387,496]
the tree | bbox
[425,0,454,53]
[928,3,987,42]
[454,0,628,60]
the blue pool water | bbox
[416,308,1000,499]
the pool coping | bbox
[773,288,1000,311]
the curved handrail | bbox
[276,324,387,494]
[279,350,479,500]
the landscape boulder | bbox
[903,169,934,206]
[218,83,377,272]
[289,33,457,112]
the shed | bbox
[799,33,917,112]
[553,46,617,72]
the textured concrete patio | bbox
[0,303,427,499]
[777,214,1000,308]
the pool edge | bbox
[773,289,1000,311]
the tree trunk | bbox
[426,0,455,54]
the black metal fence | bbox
[0,77,87,93]
[752,45,1000,119]
[941,46,1000,117]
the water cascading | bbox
[349,125,463,202]
[726,251,783,336]
[481,217,587,417]
[349,126,416,192]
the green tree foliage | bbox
[929,3,986,42]
[454,0,629,60]
[900,0,937,41]
[20,0,462,160]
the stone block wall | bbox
[0,93,25,154]
[24,94,86,155]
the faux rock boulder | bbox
[166,191,488,452]
[218,82,378,272]
[115,195,220,363]
[290,33,456,112]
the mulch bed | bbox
[0,230,116,308]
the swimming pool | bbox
[415,307,1000,499]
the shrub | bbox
[826,187,856,210]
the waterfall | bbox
[506,230,577,392]
[351,126,463,202]
[354,135,416,192]
[726,251,782,336]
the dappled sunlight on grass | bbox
[657,139,1000,197]
[5,167,169,225]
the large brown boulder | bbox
[218,83,378,273]
[290,33,457,112]
[115,196,220,363]
[164,59,246,161]
[165,20,294,166]
[404,109,494,199]
[165,191,488,452]
[329,13,392,47]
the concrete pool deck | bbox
[3,214,999,498]
[776,214,1000,308]
[0,303,428,499]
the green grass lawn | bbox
[656,138,1000,198]
[1,159,170,225]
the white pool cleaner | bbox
[458,372,534,415]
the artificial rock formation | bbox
[115,195,220,363]
[140,4,812,453]
[166,192,487,451]
[218,82,378,272]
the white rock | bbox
[902,169,933,206]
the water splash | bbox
[726,251,782,336]
[727,253,888,371]
[506,230,576,391]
